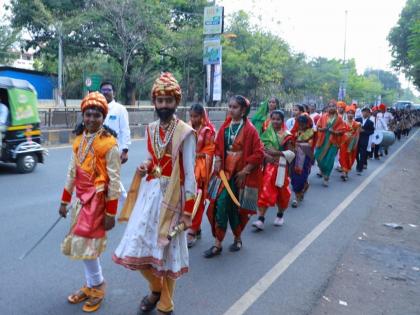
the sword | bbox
[167,189,202,241]
[19,209,68,260]
[219,170,241,207]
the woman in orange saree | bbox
[187,104,216,248]
[338,105,360,181]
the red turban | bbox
[151,72,182,104]
[379,103,386,111]
[372,106,379,112]
[81,92,108,117]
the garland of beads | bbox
[77,128,102,164]
[153,118,178,159]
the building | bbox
[0,66,57,99]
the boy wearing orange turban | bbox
[59,92,121,312]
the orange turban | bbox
[151,72,182,104]
[345,104,356,113]
[372,106,379,112]
[81,92,108,117]
[336,101,347,109]
[379,103,386,111]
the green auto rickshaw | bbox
[0,76,47,173]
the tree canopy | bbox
[388,0,420,89]
[2,1,413,105]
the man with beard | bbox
[113,72,196,315]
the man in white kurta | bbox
[113,72,196,315]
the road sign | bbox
[83,73,102,93]
[203,36,221,65]
[203,6,224,35]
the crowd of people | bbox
[57,72,419,314]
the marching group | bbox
[57,72,419,314]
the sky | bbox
[220,0,418,94]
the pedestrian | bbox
[290,114,315,207]
[112,72,196,315]
[289,104,313,133]
[59,92,121,313]
[204,95,263,258]
[371,107,387,159]
[252,110,295,230]
[252,96,280,135]
[187,103,216,248]
[314,103,346,186]
[100,81,131,202]
[355,107,375,175]
[338,105,360,181]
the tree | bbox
[0,24,20,64]
[388,0,420,88]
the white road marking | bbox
[224,129,420,315]
[47,138,145,150]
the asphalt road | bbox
[0,131,418,315]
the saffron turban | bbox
[336,101,347,109]
[345,104,357,113]
[81,92,108,117]
[151,72,182,104]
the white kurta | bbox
[113,127,196,279]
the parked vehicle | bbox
[0,76,47,173]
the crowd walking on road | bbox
[57,72,420,314]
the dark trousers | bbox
[374,144,380,158]
[356,143,368,172]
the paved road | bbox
[0,131,418,315]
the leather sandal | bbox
[203,246,222,258]
[68,286,91,304]
[140,291,161,312]
[229,240,242,252]
[82,287,105,313]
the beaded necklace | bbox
[77,128,102,164]
[153,118,177,159]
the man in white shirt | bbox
[100,81,131,201]
[100,81,131,162]
[377,104,393,129]
[0,93,10,158]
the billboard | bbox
[203,6,224,35]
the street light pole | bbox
[58,32,63,106]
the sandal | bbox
[203,246,222,258]
[229,240,242,252]
[140,291,161,312]
[157,310,173,315]
[82,286,105,313]
[68,286,91,304]
[291,199,298,208]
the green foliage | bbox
[7,1,412,106]
[0,24,20,64]
[388,0,420,88]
